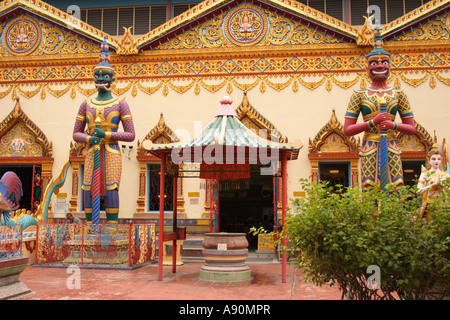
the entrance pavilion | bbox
[142,96,302,281]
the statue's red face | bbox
[368,55,390,81]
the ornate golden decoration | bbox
[0,0,119,50]
[137,113,180,156]
[136,0,358,50]
[156,3,344,50]
[382,0,449,38]
[2,15,42,55]
[357,15,375,46]
[397,122,434,154]
[136,113,184,213]
[235,91,287,143]
[395,12,450,41]
[309,109,360,154]
[308,109,360,186]
[224,4,268,46]
[0,98,52,157]
[0,0,448,101]
[117,27,138,55]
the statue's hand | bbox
[379,120,395,131]
[89,136,101,145]
[93,127,106,138]
[373,112,389,125]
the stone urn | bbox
[199,232,251,281]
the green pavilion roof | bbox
[142,96,302,162]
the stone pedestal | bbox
[199,232,251,281]
[0,257,32,300]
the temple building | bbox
[0,0,449,244]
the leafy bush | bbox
[284,179,449,300]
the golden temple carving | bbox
[137,113,180,156]
[394,12,450,41]
[136,113,184,213]
[0,0,447,101]
[308,109,360,186]
[309,109,360,154]
[136,0,358,50]
[397,122,434,155]
[0,0,118,50]
[117,27,138,55]
[235,91,287,143]
[156,3,344,50]
[357,15,375,46]
[0,98,52,157]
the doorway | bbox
[218,170,274,250]
[402,160,425,187]
[319,162,350,192]
[0,165,33,211]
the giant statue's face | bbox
[368,55,390,81]
[93,69,115,92]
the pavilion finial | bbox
[216,96,237,117]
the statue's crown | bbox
[94,36,114,73]
[366,25,390,60]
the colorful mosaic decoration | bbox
[0,0,447,100]
[224,4,267,46]
[35,223,155,266]
[2,15,41,55]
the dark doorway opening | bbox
[0,165,33,211]
[319,162,350,192]
[218,170,274,250]
[402,161,425,187]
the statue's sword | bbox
[92,116,102,227]
[377,96,389,190]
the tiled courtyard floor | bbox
[19,262,342,301]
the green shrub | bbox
[284,179,449,300]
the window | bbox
[102,8,118,35]
[87,9,102,30]
[173,3,197,18]
[402,161,425,187]
[350,0,368,25]
[326,0,343,21]
[147,164,173,212]
[81,6,167,36]
[151,6,167,30]
[134,7,150,35]
[319,162,350,192]
[119,7,134,34]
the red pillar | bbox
[172,174,178,273]
[158,153,165,281]
[281,151,287,283]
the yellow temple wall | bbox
[2,73,448,220]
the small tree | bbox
[284,179,449,300]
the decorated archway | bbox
[136,113,185,215]
[0,98,53,212]
[309,109,360,188]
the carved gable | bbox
[235,92,287,143]
[137,0,358,50]
[0,0,118,57]
[0,98,52,157]
[309,109,359,154]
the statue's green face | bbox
[93,69,115,92]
